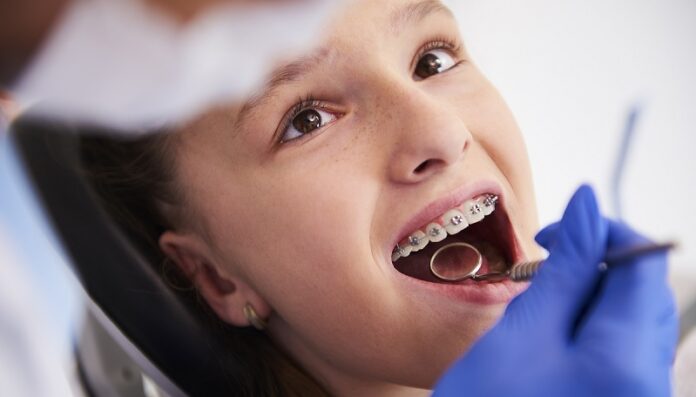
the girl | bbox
[80,1,674,395]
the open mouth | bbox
[391,193,519,285]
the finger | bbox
[576,221,678,364]
[503,185,608,339]
[535,221,560,248]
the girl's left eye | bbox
[414,49,457,79]
[281,107,338,143]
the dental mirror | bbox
[429,242,482,281]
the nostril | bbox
[414,159,436,174]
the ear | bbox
[159,231,271,328]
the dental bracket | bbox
[391,194,499,262]
[483,195,498,208]
[469,204,482,215]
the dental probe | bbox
[472,241,678,282]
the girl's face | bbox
[166,0,540,393]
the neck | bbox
[270,320,432,397]
[321,373,431,397]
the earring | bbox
[243,303,267,331]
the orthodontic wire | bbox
[393,195,498,256]
[611,104,642,220]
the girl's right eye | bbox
[414,48,457,80]
[280,105,338,143]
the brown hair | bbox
[79,130,331,396]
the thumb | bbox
[501,185,608,339]
[535,221,560,249]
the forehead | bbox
[233,0,454,125]
[277,0,453,82]
[329,0,452,40]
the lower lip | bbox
[395,272,529,305]
[391,231,529,305]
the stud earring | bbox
[243,303,267,331]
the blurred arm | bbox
[4,0,339,129]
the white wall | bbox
[447,0,696,274]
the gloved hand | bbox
[433,185,678,397]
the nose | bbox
[382,87,471,184]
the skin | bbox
[159,0,542,395]
[0,0,68,85]
[0,91,21,125]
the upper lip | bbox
[386,180,504,256]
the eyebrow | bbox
[234,47,331,130]
[234,0,452,129]
[390,0,452,34]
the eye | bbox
[281,107,338,143]
[414,49,457,79]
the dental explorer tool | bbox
[471,241,678,283]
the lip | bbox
[394,273,529,305]
[385,179,528,305]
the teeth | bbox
[392,244,413,261]
[391,194,499,262]
[426,223,446,243]
[479,195,495,215]
[443,209,468,235]
[462,199,485,224]
[409,230,428,252]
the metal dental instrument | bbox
[429,242,483,281]
[430,241,677,283]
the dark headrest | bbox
[10,117,241,396]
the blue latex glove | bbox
[433,185,678,397]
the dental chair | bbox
[10,116,248,397]
[10,115,696,397]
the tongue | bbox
[393,239,507,283]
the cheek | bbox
[446,77,540,247]
[448,76,529,174]
[202,162,424,368]
[440,69,531,179]
[201,157,383,304]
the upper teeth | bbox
[391,194,498,262]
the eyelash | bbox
[276,37,464,145]
[413,36,463,70]
[275,95,332,143]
